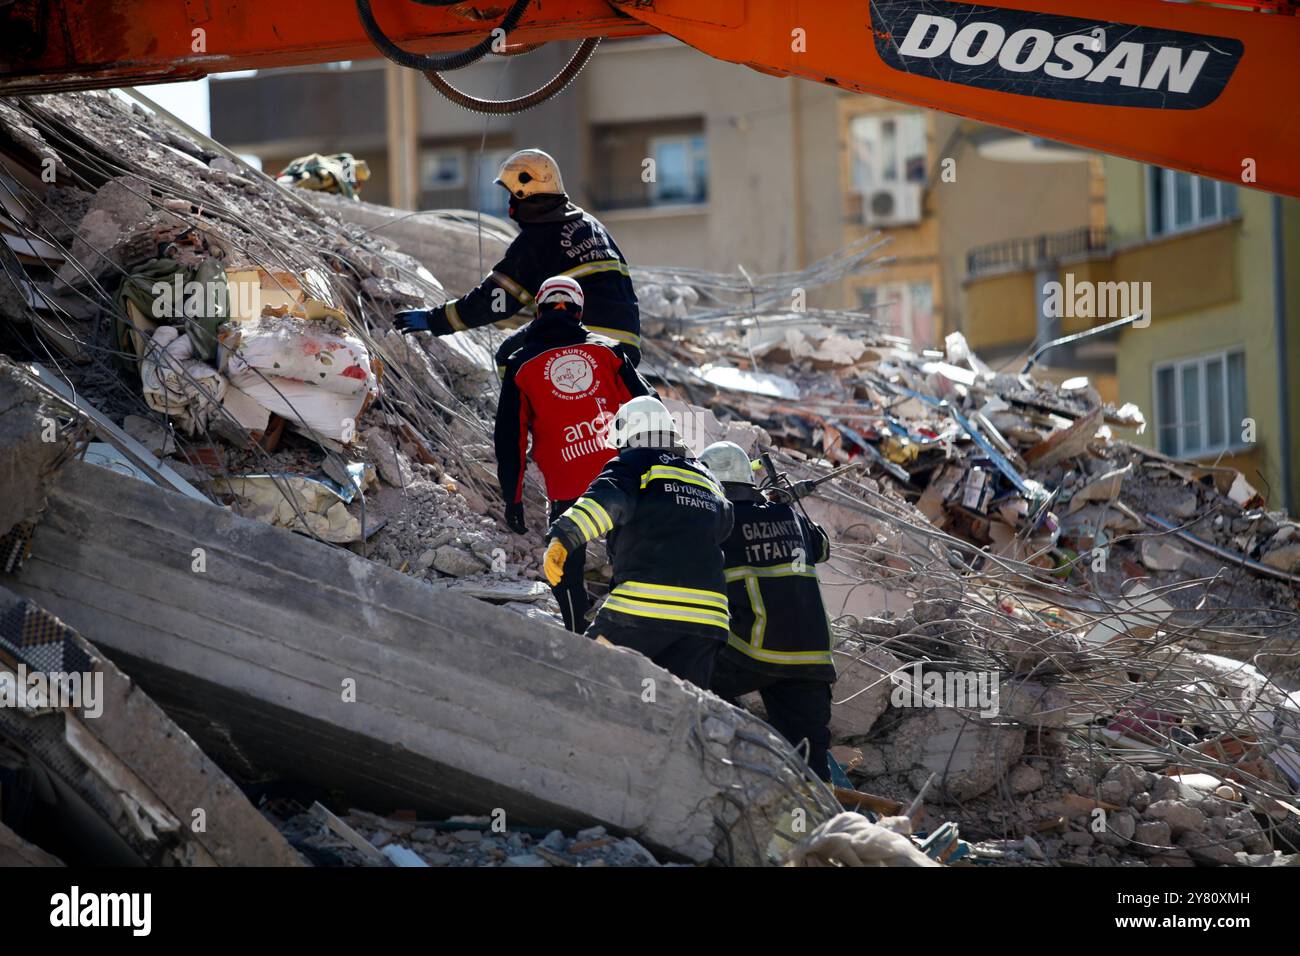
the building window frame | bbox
[847,111,928,195]
[419,146,467,191]
[1146,167,1238,239]
[647,133,708,207]
[1153,348,1248,458]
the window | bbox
[474,149,511,217]
[420,147,465,190]
[1148,167,1238,237]
[1154,350,1247,457]
[857,281,935,345]
[648,134,708,205]
[589,119,707,210]
[849,113,927,194]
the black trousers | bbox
[598,622,720,689]
[710,655,833,781]
[548,499,589,633]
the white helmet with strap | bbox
[536,275,584,316]
[495,148,566,199]
[700,441,757,486]
[606,396,681,450]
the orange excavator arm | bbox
[1,0,1296,197]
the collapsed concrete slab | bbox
[0,819,64,866]
[0,359,77,539]
[8,458,833,864]
[0,585,302,866]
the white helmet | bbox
[700,441,756,486]
[536,275,584,315]
[495,148,565,200]
[606,396,681,450]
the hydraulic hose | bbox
[356,0,532,73]
[423,37,602,115]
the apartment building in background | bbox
[962,153,1298,512]
[211,38,1093,342]
[208,40,1295,509]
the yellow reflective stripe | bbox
[585,324,641,348]
[604,597,730,629]
[491,270,533,304]
[745,575,766,649]
[574,497,613,534]
[639,466,723,497]
[725,633,833,666]
[561,259,629,280]
[613,580,727,610]
[724,564,817,582]
[568,505,605,541]
[565,506,600,542]
[445,300,466,331]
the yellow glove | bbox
[543,539,569,586]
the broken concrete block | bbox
[57,176,152,283]
[883,707,1025,802]
[1261,543,1300,574]
[0,586,302,866]
[1066,464,1130,514]
[1176,830,1237,866]
[1008,764,1043,795]
[1134,820,1173,854]
[11,458,833,865]
[999,681,1074,729]
[0,359,75,537]
[1139,536,1194,572]
[0,820,65,866]
[829,640,902,741]
[1145,800,1207,836]
[364,426,413,488]
[432,544,486,577]
[1097,764,1144,805]
[1107,810,1137,844]
[1225,809,1272,854]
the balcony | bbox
[967,226,1111,279]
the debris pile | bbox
[0,88,1296,868]
[275,804,667,868]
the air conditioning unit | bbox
[861,182,923,227]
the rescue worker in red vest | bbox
[544,397,733,687]
[392,149,642,370]
[697,441,837,781]
[495,275,651,633]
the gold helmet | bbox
[494,148,565,200]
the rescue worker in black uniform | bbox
[544,397,733,687]
[495,275,651,633]
[698,441,837,781]
[391,148,642,370]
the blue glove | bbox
[393,310,431,334]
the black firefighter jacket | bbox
[426,197,640,358]
[549,447,734,641]
[716,486,836,682]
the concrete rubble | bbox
[0,88,1297,868]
